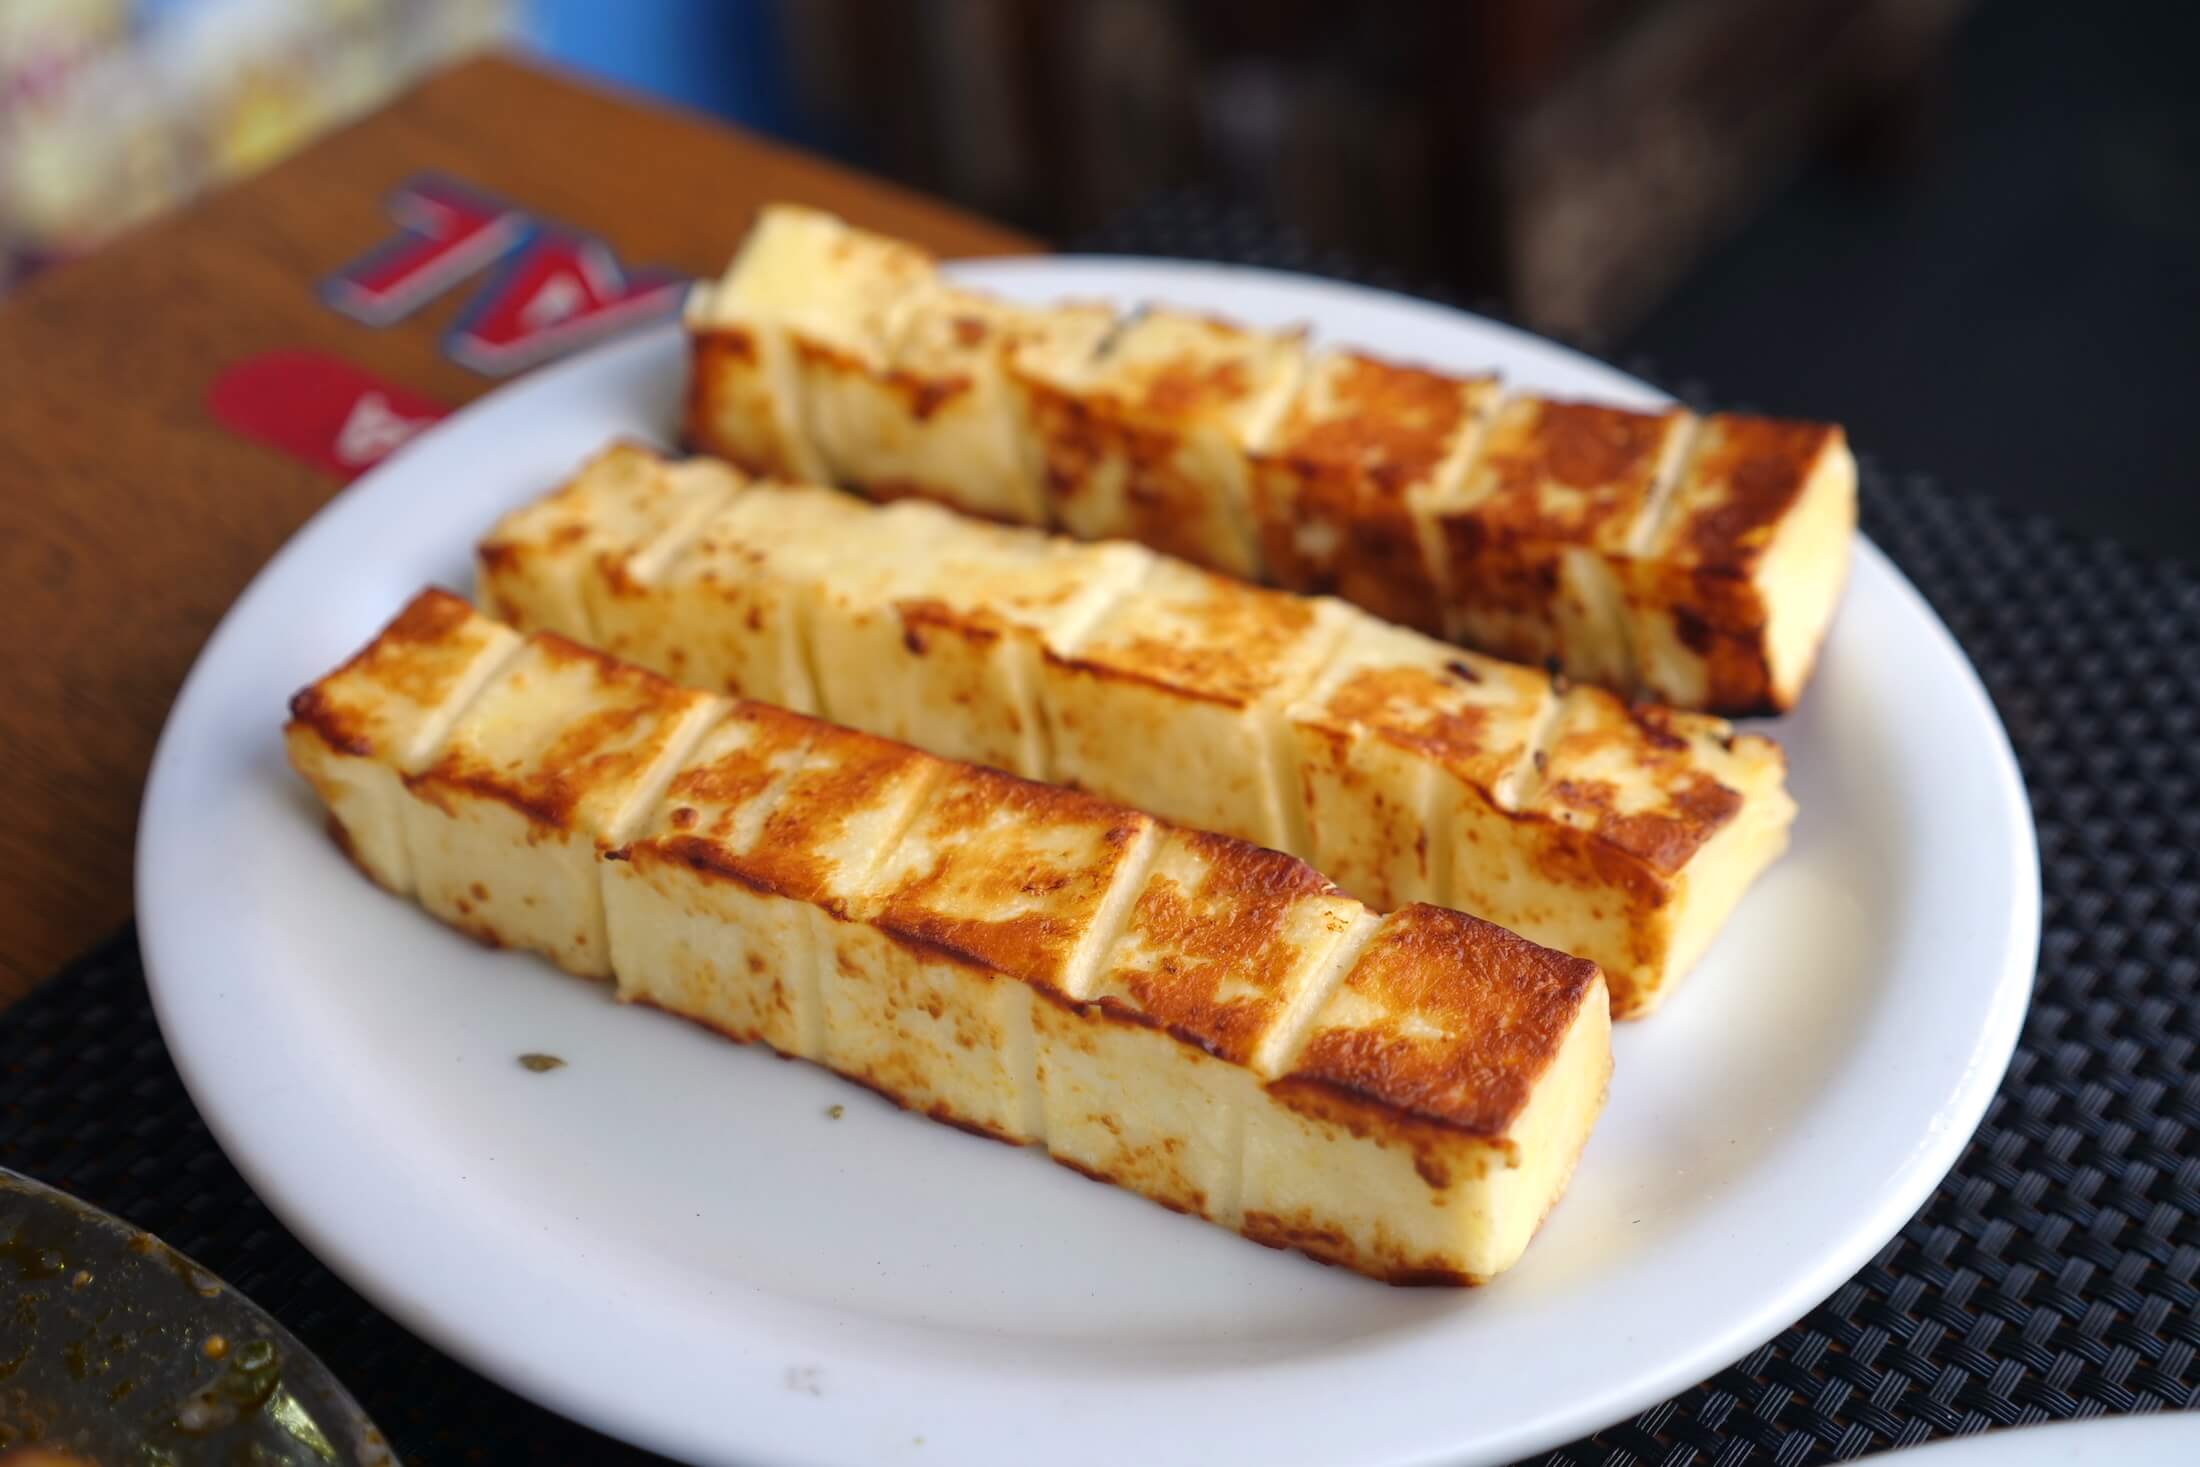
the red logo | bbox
[208,351,449,479]
[322,177,528,327]
[445,230,687,375]
[322,174,687,376]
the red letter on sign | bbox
[444,230,688,376]
[322,176,528,326]
[207,351,449,481]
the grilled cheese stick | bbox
[474,448,742,649]
[1011,308,1306,579]
[683,203,929,484]
[685,205,1854,712]
[1040,556,1351,852]
[478,445,1793,1014]
[799,498,1147,780]
[591,470,868,715]
[686,204,1114,523]
[1040,826,1376,1224]
[283,589,521,894]
[1422,397,1697,694]
[398,633,724,976]
[288,592,1612,1284]
[1285,618,1554,916]
[603,703,827,1055]
[1614,415,1858,711]
[1250,352,1499,637]
[1247,903,1610,1275]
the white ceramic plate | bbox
[139,260,2039,1467]
[1859,1415,2200,1465]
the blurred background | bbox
[3,0,2192,557]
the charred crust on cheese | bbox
[1655,581,1782,714]
[719,737,939,906]
[1050,577,1322,710]
[1239,1210,1482,1286]
[1087,829,1348,1067]
[1253,445,1445,632]
[1037,644,1254,710]
[473,537,525,580]
[1313,664,1502,771]
[1679,416,1840,566]
[1285,905,1601,1141]
[631,992,765,1049]
[286,690,372,759]
[1016,378,1249,570]
[865,919,1059,987]
[789,334,975,422]
[1049,1150,1209,1217]
[1462,400,1685,546]
[292,589,1618,1285]
[382,586,485,644]
[698,323,759,365]
[684,326,783,474]
[413,635,708,833]
[285,588,485,758]
[404,764,568,833]
[659,705,814,816]
[819,1059,1030,1147]
[868,766,1151,986]
[1504,688,1757,880]
[1132,355,1253,418]
[1269,356,1481,492]
[895,597,1008,651]
[1607,782,1743,874]
[1623,701,1691,751]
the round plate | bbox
[138,259,2039,1467]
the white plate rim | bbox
[135,256,2042,1467]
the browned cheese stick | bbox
[477,443,1796,1017]
[286,590,1613,1284]
[683,205,1856,715]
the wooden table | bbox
[0,53,1033,1008]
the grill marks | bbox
[478,443,1792,1013]
[686,205,1852,713]
[285,588,523,770]
[1663,416,1841,567]
[1014,310,1302,580]
[1281,905,1601,1141]
[285,594,1611,1283]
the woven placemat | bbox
[6,204,2196,1465]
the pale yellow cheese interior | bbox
[478,443,1797,1013]
[287,593,1614,1284]
[1756,441,1859,708]
[683,205,1855,714]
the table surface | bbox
[0,52,1034,1008]
[5,52,2190,1467]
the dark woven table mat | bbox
[6,202,2196,1465]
